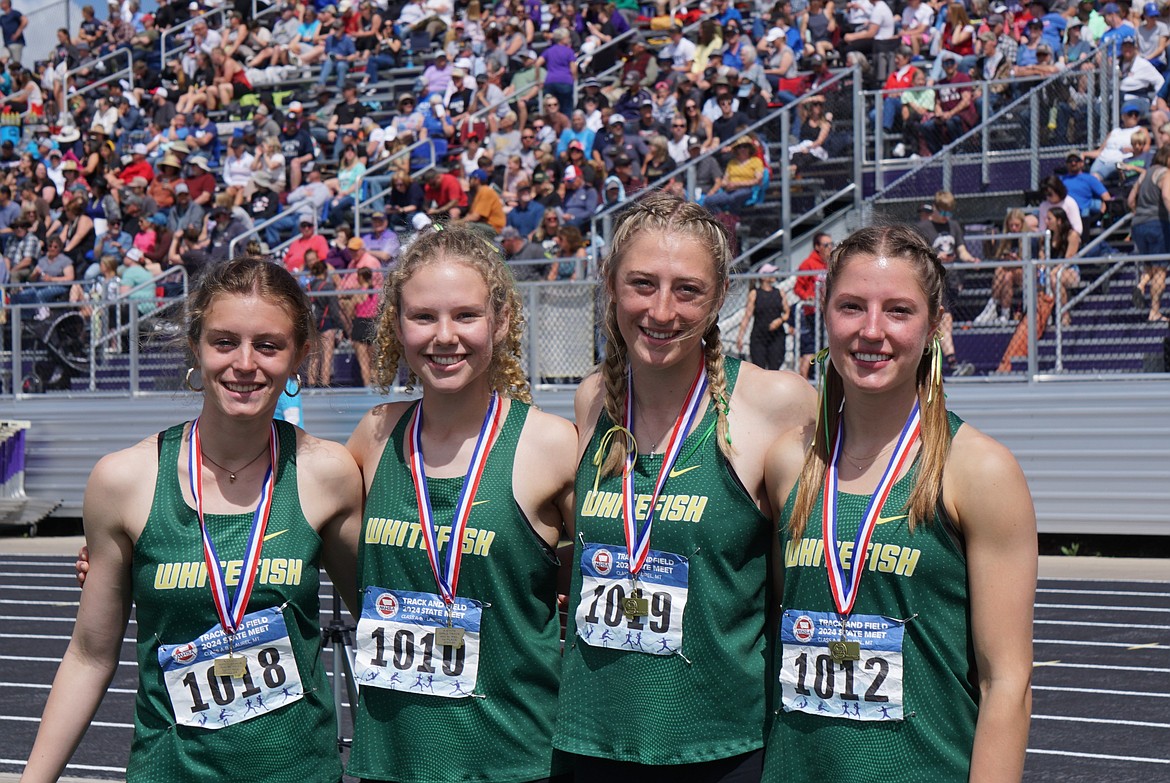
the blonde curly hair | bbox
[372,224,532,403]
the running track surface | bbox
[0,554,1167,782]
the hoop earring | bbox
[286,374,302,397]
[185,367,204,393]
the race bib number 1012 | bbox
[779,609,905,722]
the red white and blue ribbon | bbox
[407,392,503,605]
[622,365,708,578]
[823,400,921,616]
[188,418,278,637]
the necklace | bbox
[841,442,896,471]
[200,443,270,483]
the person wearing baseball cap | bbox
[559,163,598,229]
[1099,2,1138,55]
[1135,4,1168,69]
[453,168,507,233]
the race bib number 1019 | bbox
[575,543,689,656]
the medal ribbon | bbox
[823,400,921,616]
[188,418,278,637]
[407,392,503,605]
[622,365,708,578]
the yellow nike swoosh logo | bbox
[263,529,289,542]
[668,465,701,479]
[472,500,490,507]
[875,514,908,526]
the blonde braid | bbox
[599,299,631,477]
[702,320,734,460]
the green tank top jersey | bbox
[556,358,774,765]
[763,412,977,783]
[348,400,568,783]
[127,421,340,783]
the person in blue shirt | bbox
[556,111,596,159]
[318,21,358,89]
[1099,2,1137,56]
[0,0,27,66]
[506,184,544,237]
[1030,0,1066,56]
[712,0,743,27]
[1061,152,1113,218]
[560,164,599,230]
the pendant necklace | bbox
[201,444,270,483]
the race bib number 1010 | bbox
[355,588,482,699]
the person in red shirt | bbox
[793,231,833,378]
[422,166,467,221]
[184,156,218,207]
[115,144,154,186]
[878,45,916,136]
[922,58,978,154]
[283,219,330,273]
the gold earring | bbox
[184,367,204,392]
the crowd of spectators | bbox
[0,0,1159,380]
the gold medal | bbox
[435,626,465,649]
[829,640,861,663]
[214,653,248,678]
[622,588,649,620]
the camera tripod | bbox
[322,585,359,752]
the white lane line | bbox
[0,758,128,774]
[0,633,133,643]
[1035,619,1170,630]
[1036,603,1170,613]
[0,614,135,625]
[1034,638,1170,650]
[1032,714,1170,729]
[1032,662,1170,673]
[1038,588,1170,598]
[0,654,136,667]
[0,599,77,607]
[0,571,78,579]
[0,681,135,694]
[1033,685,1170,698]
[1026,749,1170,765]
[0,585,79,592]
[0,715,132,729]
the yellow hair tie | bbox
[591,424,637,492]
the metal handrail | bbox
[160,9,229,64]
[867,44,1112,197]
[229,200,319,260]
[351,137,438,235]
[586,67,859,263]
[64,47,134,101]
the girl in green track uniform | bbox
[344,225,578,783]
[762,225,1036,783]
[557,193,816,781]
[24,259,363,783]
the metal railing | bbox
[864,49,1118,204]
[160,9,230,65]
[7,246,1163,397]
[351,136,439,236]
[586,65,862,266]
[229,201,319,260]
[64,47,134,102]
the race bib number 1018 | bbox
[159,607,304,730]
